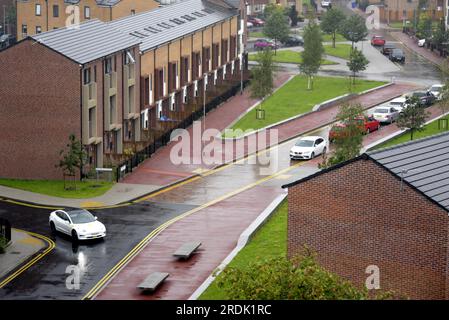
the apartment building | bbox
[0,0,248,180]
[246,0,302,17]
[0,20,141,179]
[16,0,160,40]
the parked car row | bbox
[371,36,406,64]
[247,16,265,28]
[253,35,304,50]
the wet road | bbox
[0,201,195,299]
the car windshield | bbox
[374,108,389,114]
[390,101,403,106]
[392,49,403,54]
[295,140,314,147]
[67,209,96,224]
[413,92,425,97]
[431,86,442,92]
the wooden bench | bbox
[173,241,202,260]
[137,272,169,292]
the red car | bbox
[329,116,380,141]
[247,16,265,27]
[371,35,386,47]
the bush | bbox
[0,235,9,254]
[216,251,393,300]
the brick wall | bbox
[287,158,449,300]
[0,39,81,180]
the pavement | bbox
[0,229,46,281]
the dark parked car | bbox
[0,34,16,50]
[282,35,304,47]
[381,43,395,55]
[389,48,405,63]
[410,91,435,106]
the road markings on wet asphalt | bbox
[0,229,55,289]
[82,158,308,300]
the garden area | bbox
[0,179,114,199]
[224,76,386,138]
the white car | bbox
[246,21,253,28]
[49,209,106,241]
[418,39,426,47]
[428,84,444,101]
[372,106,400,124]
[321,0,331,7]
[387,97,408,112]
[290,136,327,160]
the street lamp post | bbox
[240,1,249,95]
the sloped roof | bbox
[368,131,449,210]
[31,19,141,64]
[282,131,449,212]
[108,0,238,52]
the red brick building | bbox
[283,132,449,300]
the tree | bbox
[320,8,346,48]
[416,12,432,40]
[250,49,276,109]
[215,250,392,300]
[300,21,324,90]
[347,48,369,84]
[431,20,449,49]
[320,104,365,169]
[285,5,299,27]
[263,3,278,20]
[263,6,290,55]
[396,97,430,141]
[439,82,449,115]
[340,14,368,48]
[57,134,87,188]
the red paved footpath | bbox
[95,184,287,300]
[124,81,419,186]
[390,31,447,67]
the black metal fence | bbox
[116,81,249,182]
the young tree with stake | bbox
[300,21,324,90]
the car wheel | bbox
[311,152,315,159]
[71,230,79,242]
[377,124,381,131]
[322,147,327,155]
[50,222,56,234]
[366,128,370,134]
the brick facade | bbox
[287,157,449,299]
[0,39,81,180]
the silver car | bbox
[372,106,400,124]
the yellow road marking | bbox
[80,201,106,208]
[0,229,55,288]
[82,159,306,300]
[1,199,63,210]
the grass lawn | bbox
[199,200,288,299]
[0,179,114,199]
[372,114,449,150]
[225,76,386,137]
[249,50,336,65]
[324,43,352,60]
[321,33,346,43]
[249,31,265,38]
[387,21,405,29]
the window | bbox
[36,26,42,34]
[53,5,59,17]
[84,6,90,19]
[22,24,27,36]
[83,68,91,85]
[88,107,96,138]
[110,95,116,125]
[131,9,135,15]
[104,57,112,74]
[35,4,41,16]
